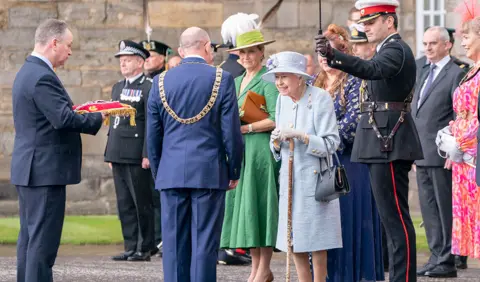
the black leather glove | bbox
[314,33,334,60]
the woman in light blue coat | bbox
[263,51,342,282]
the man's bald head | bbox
[178,27,211,56]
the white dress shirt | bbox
[418,55,451,100]
[126,72,143,85]
[31,51,54,71]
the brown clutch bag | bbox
[240,90,269,123]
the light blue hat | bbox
[262,51,313,83]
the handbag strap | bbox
[322,137,342,167]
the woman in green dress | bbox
[220,28,279,282]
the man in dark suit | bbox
[412,26,464,278]
[11,19,105,282]
[416,27,471,271]
[147,27,243,282]
[316,1,423,281]
[416,27,470,78]
[105,40,155,262]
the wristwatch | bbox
[248,124,253,133]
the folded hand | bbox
[280,128,306,142]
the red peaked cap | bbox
[360,5,397,17]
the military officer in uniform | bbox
[139,39,172,78]
[316,1,423,281]
[105,40,155,262]
[139,39,172,255]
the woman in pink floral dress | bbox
[448,8,480,259]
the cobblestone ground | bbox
[0,246,478,281]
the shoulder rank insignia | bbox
[460,64,466,69]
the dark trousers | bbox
[416,166,454,266]
[161,188,226,282]
[368,161,417,282]
[382,223,389,269]
[16,185,66,282]
[152,185,162,246]
[112,163,154,252]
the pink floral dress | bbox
[450,65,480,258]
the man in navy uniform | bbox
[147,27,243,282]
[139,39,172,78]
[11,19,105,282]
[316,1,423,281]
[105,40,155,262]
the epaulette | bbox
[383,37,399,47]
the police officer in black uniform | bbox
[139,39,172,78]
[106,40,155,262]
[316,1,423,281]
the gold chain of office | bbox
[158,65,222,124]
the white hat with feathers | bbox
[221,13,260,47]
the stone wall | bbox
[0,0,424,216]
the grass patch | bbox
[413,216,429,252]
[0,215,123,245]
[0,215,429,251]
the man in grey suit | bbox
[412,26,464,278]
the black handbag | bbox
[314,139,350,202]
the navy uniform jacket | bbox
[11,56,103,186]
[328,33,423,163]
[104,74,152,164]
[147,56,243,190]
[219,54,245,78]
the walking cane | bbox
[286,139,294,282]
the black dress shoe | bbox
[127,251,151,262]
[150,247,159,256]
[425,265,457,278]
[217,249,251,265]
[455,255,468,269]
[112,250,135,261]
[417,263,435,276]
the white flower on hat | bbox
[221,13,259,47]
[349,23,365,33]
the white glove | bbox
[270,128,282,144]
[280,128,306,142]
[435,125,452,147]
[436,129,463,162]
